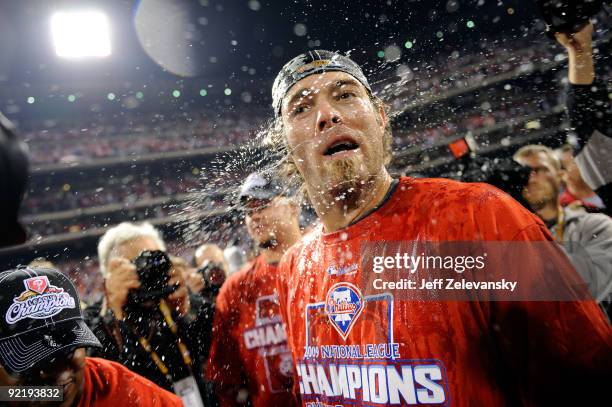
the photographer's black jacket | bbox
[84,294,215,399]
[568,79,612,214]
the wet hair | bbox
[513,144,561,172]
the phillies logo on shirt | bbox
[5,276,75,324]
[325,282,364,340]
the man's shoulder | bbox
[84,357,182,405]
[566,207,612,238]
[84,356,138,386]
[397,176,528,214]
[398,176,507,199]
[85,356,146,378]
[396,176,543,239]
[281,225,321,264]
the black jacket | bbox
[85,294,216,402]
[567,80,612,214]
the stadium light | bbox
[51,11,111,58]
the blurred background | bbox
[0,0,609,302]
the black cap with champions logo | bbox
[0,266,101,374]
[271,50,372,117]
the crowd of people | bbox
[22,72,562,219]
[26,197,232,241]
[18,30,586,169]
[18,32,595,253]
[393,88,561,148]
[1,14,611,407]
[23,173,203,215]
[23,110,265,166]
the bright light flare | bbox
[51,11,111,58]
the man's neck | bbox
[535,200,560,223]
[567,179,595,200]
[261,227,302,264]
[316,172,393,233]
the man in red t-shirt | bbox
[0,266,181,407]
[206,172,302,406]
[269,50,612,406]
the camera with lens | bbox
[127,250,178,308]
[196,260,227,298]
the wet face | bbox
[0,348,86,407]
[281,71,388,208]
[245,197,298,247]
[517,152,560,209]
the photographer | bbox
[86,222,215,407]
[195,244,229,274]
[514,144,612,317]
[556,144,606,211]
[173,252,226,315]
[187,244,230,295]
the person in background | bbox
[223,246,248,276]
[194,244,230,274]
[206,172,302,406]
[170,254,204,295]
[514,144,612,317]
[87,221,214,407]
[184,244,228,300]
[555,144,606,211]
[556,22,612,214]
[0,266,182,407]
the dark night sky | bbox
[0,0,552,122]
[0,0,540,85]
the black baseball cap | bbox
[272,50,372,117]
[238,172,284,203]
[0,266,101,374]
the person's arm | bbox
[560,213,612,305]
[104,257,141,320]
[494,223,612,405]
[84,258,141,360]
[556,23,612,211]
[555,23,594,86]
[85,300,132,362]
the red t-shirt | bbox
[207,256,298,407]
[78,357,182,407]
[276,177,612,406]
